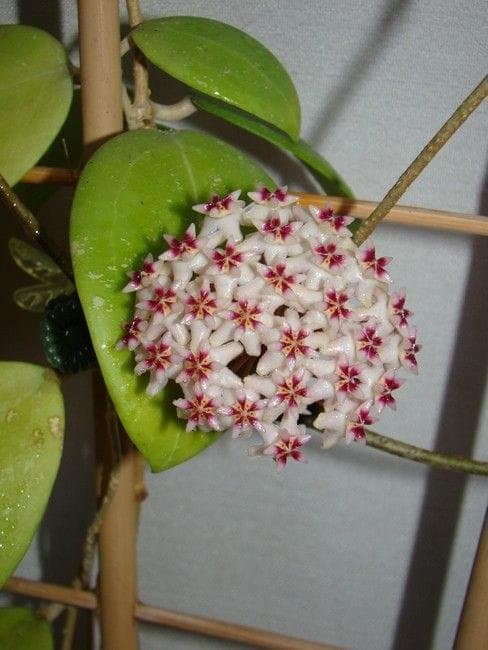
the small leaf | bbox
[192,94,353,198]
[0,608,53,650]
[13,282,73,313]
[9,238,71,284]
[71,128,274,472]
[0,25,73,185]
[0,363,64,587]
[131,17,300,139]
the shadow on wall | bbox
[309,0,412,145]
[392,164,488,649]
[17,0,62,40]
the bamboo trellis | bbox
[1,0,488,648]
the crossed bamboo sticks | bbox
[3,576,338,650]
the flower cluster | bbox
[118,187,419,471]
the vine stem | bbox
[0,172,73,279]
[126,0,154,128]
[353,74,488,246]
[366,430,488,476]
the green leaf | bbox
[0,25,73,185]
[131,17,300,140]
[70,128,274,472]
[0,363,64,587]
[0,608,53,650]
[192,94,353,199]
[9,238,70,284]
[13,88,82,211]
[13,283,73,313]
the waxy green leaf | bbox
[0,363,64,587]
[192,94,353,198]
[0,25,73,185]
[0,608,53,650]
[70,128,273,472]
[131,17,300,139]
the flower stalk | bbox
[353,74,488,246]
[366,429,488,476]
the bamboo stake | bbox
[296,193,488,237]
[2,577,342,650]
[4,577,96,610]
[77,1,139,648]
[20,166,78,184]
[17,167,488,237]
[455,513,488,649]
[135,604,341,650]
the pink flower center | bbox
[229,301,262,330]
[314,242,345,269]
[259,186,288,203]
[186,290,217,320]
[272,436,305,467]
[357,326,383,359]
[262,216,294,242]
[229,398,261,429]
[348,407,375,441]
[280,327,310,360]
[121,317,143,346]
[324,290,351,320]
[317,208,349,232]
[275,374,308,408]
[204,192,235,213]
[336,364,362,394]
[392,294,411,327]
[212,244,243,272]
[264,264,295,293]
[147,287,177,315]
[361,246,390,279]
[377,375,403,408]
[145,342,172,371]
[182,394,217,426]
[184,350,214,382]
[169,230,198,258]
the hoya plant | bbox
[0,3,486,648]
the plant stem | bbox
[366,430,488,476]
[152,97,197,121]
[0,172,73,280]
[126,0,154,128]
[353,74,488,246]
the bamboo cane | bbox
[18,167,488,237]
[77,1,139,648]
[3,577,341,650]
[455,513,488,649]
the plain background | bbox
[1,1,487,649]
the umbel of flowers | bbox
[118,187,419,471]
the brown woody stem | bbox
[126,0,154,128]
[0,172,73,279]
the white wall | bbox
[1,1,487,649]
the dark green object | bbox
[41,293,96,373]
